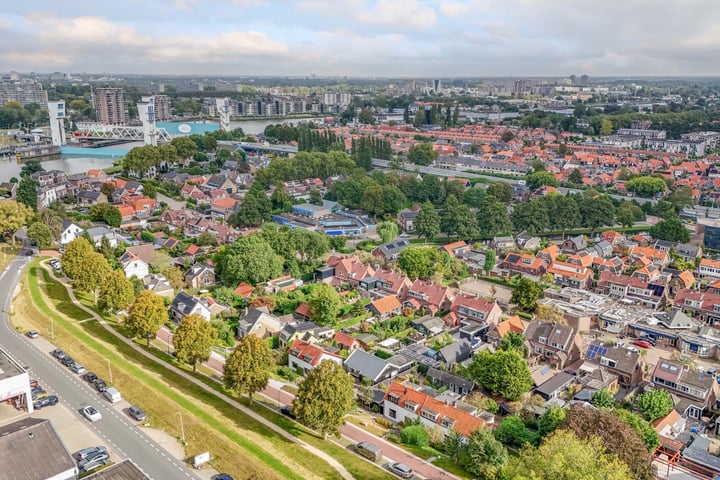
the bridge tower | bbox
[138,96,158,146]
[47,100,66,146]
[216,98,231,132]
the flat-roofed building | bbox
[0,417,77,479]
[0,346,33,413]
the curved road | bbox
[0,254,200,480]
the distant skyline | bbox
[1,1,718,77]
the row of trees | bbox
[255,151,357,186]
[296,127,343,153]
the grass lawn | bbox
[20,261,336,480]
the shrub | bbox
[400,424,430,447]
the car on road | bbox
[33,395,59,410]
[128,405,147,422]
[82,372,97,383]
[26,330,39,339]
[61,356,75,367]
[280,406,296,419]
[52,349,66,360]
[93,379,107,392]
[632,340,653,349]
[75,446,108,461]
[82,406,102,422]
[351,441,383,461]
[211,474,235,480]
[386,462,413,479]
[70,363,86,374]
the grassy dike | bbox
[15,259,338,480]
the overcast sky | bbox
[1,0,718,77]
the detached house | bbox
[59,220,83,246]
[501,252,547,276]
[287,339,343,375]
[328,256,375,288]
[384,381,486,438]
[547,261,592,289]
[371,239,411,261]
[185,263,217,289]
[581,340,645,387]
[404,280,454,315]
[561,235,587,253]
[449,294,503,325]
[169,291,212,322]
[119,251,149,279]
[237,306,284,339]
[367,295,403,320]
[359,269,412,300]
[344,349,402,385]
[486,316,526,346]
[397,206,420,232]
[525,319,582,370]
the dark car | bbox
[211,475,235,480]
[128,405,147,422]
[61,356,75,367]
[83,372,97,383]
[280,406,296,419]
[33,395,58,410]
[75,446,108,461]
[93,379,107,392]
[52,349,66,360]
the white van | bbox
[102,387,122,404]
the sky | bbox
[1,0,718,77]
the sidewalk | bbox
[44,262,353,480]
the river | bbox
[0,117,315,182]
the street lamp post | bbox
[50,317,54,340]
[175,411,185,443]
[106,359,112,384]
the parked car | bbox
[83,372,98,383]
[102,387,122,404]
[78,452,110,473]
[632,340,653,349]
[93,379,107,392]
[29,379,38,388]
[52,349,66,360]
[61,356,75,367]
[82,406,102,422]
[26,330,39,339]
[75,446,108,461]
[70,363,86,374]
[280,406,296,419]
[211,475,235,480]
[128,405,147,422]
[33,395,59,410]
[351,441,383,461]
[31,388,48,401]
[386,462,413,479]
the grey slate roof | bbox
[83,458,150,479]
[535,372,575,397]
[438,339,473,366]
[344,349,391,382]
[427,367,475,393]
[374,239,411,258]
[0,418,75,479]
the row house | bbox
[596,272,666,310]
[524,319,582,370]
[674,289,720,325]
[630,245,670,267]
[449,294,503,326]
[31,170,67,187]
[698,258,720,280]
[537,245,560,265]
[546,261,593,289]
[209,197,239,219]
[397,206,420,232]
[287,339,343,375]
[358,268,412,300]
[501,252,547,276]
[651,359,716,419]
[404,280,454,315]
[592,256,625,275]
[653,240,702,263]
[384,382,486,438]
[327,255,375,289]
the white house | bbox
[86,226,124,249]
[59,220,83,246]
[119,251,149,279]
[287,339,343,375]
[169,292,212,322]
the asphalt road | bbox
[0,254,201,480]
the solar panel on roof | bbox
[596,346,607,356]
[541,366,550,375]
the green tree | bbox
[617,202,639,228]
[73,252,112,304]
[504,430,632,480]
[102,205,122,227]
[498,331,526,352]
[307,283,342,326]
[27,222,53,249]
[636,389,674,422]
[538,406,566,438]
[477,196,512,236]
[171,136,198,159]
[511,199,550,234]
[526,171,559,190]
[0,200,33,246]
[231,182,271,227]
[568,168,584,185]
[486,182,513,204]
[377,221,399,243]
[649,217,690,243]
[398,246,443,280]
[441,194,478,239]
[360,185,385,216]
[590,389,616,408]
[98,269,135,312]
[292,360,355,438]
[465,427,507,478]
[100,182,116,198]
[60,238,95,279]
[511,277,545,311]
[407,143,438,166]
[493,416,538,447]
[414,201,440,239]
[580,194,616,230]
[17,176,38,211]
[161,265,185,291]
[666,185,695,211]
[216,235,284,286]
[483,249,496,273]
[468,350,533,401]
[626,176,668,198]
[443,429,464,464]
[613,408,660,451]
[126,290,169,345]
[196,231,217,247]
[223,334,274,401]
[173,313,218,373]
[309,189,323,206]
[358,108,374,125]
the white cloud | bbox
[356,0,436,27]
